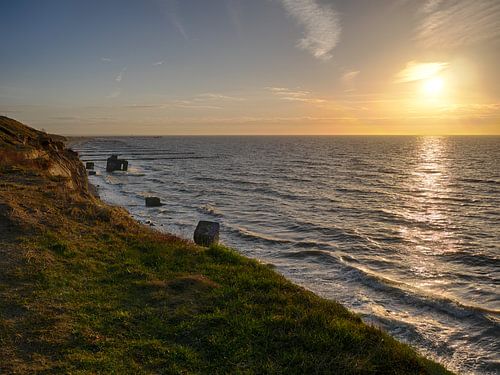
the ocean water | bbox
[73,136,499,374]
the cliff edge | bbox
[0,116,89,195]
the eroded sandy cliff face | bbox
[0,116,90,195]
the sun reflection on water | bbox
[399,137,459,289]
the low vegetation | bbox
[0,117,452,374]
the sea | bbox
[72,136,499,375]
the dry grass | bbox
[0,149,35,171]
[0,149,54,176]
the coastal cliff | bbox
[0,117,452,374]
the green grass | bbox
[1,219,452,374]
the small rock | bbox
[145,197,162,207]
[88,170,96,176]
[194,221,220,247]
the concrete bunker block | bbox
[106,155,128,172]
[194,221,220,247]
[145,197,162,207]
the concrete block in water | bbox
[194,221,220,246]
[85,162,94,170]
[106,155,128,172]
[145,197,162,207]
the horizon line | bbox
[62,133,500,137]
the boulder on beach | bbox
[194,221,220,247]
[145,197,162,207]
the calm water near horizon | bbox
[73,136,499,374]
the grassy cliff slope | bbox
[0,117,452,374]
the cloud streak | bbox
[115,67,127,82]
[341,70,360,83]
[196,93,244,101]
[267,87,327,104]
[107,90,121,99]
[124,92,245,111]
[279,0,341,60]
[421,0,444,14]
[394,61,448,83]
[416,0,500,48]
[170,100,222,110]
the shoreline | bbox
[74,139,458,372]
[71,133,499,375]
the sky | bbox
[1,0,499,135]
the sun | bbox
[422,77,444,96]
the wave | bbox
[281,249,339,264]
[277,246,500,322]
[198,204,223,218]
[458,178,500,186]
[441,251,499,268]
[194,175,259,188]
[230,226,295,246]
[104,176,124,186]
[336,258,500,322]
[226,222,363,250]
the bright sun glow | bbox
[422,77,444,96]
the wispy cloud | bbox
[101,57,112,63]
[394,61,448,83]
[115,67,127,82]
[50,116,80,121]
[170,14,188,40]
[165,92,244,109]
[196,93,245,101]
[154,0,189,40]
[166,0,188,40]
[421,0,444,14]
[267,87,327,104]
[123,92,244,111]
[438,102,500,118]
[416,0,500,48]
[225,0,242,31]
[124,104,160,109]
[153,60,165,66]
[341,70,360,83]
[170,100,222,110]
[107,90,121,99]
[279,0,341,60]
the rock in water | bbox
[194,221,220,246]
[145,197,162,207]
[88,170,96,176]
[85,162,94,170]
